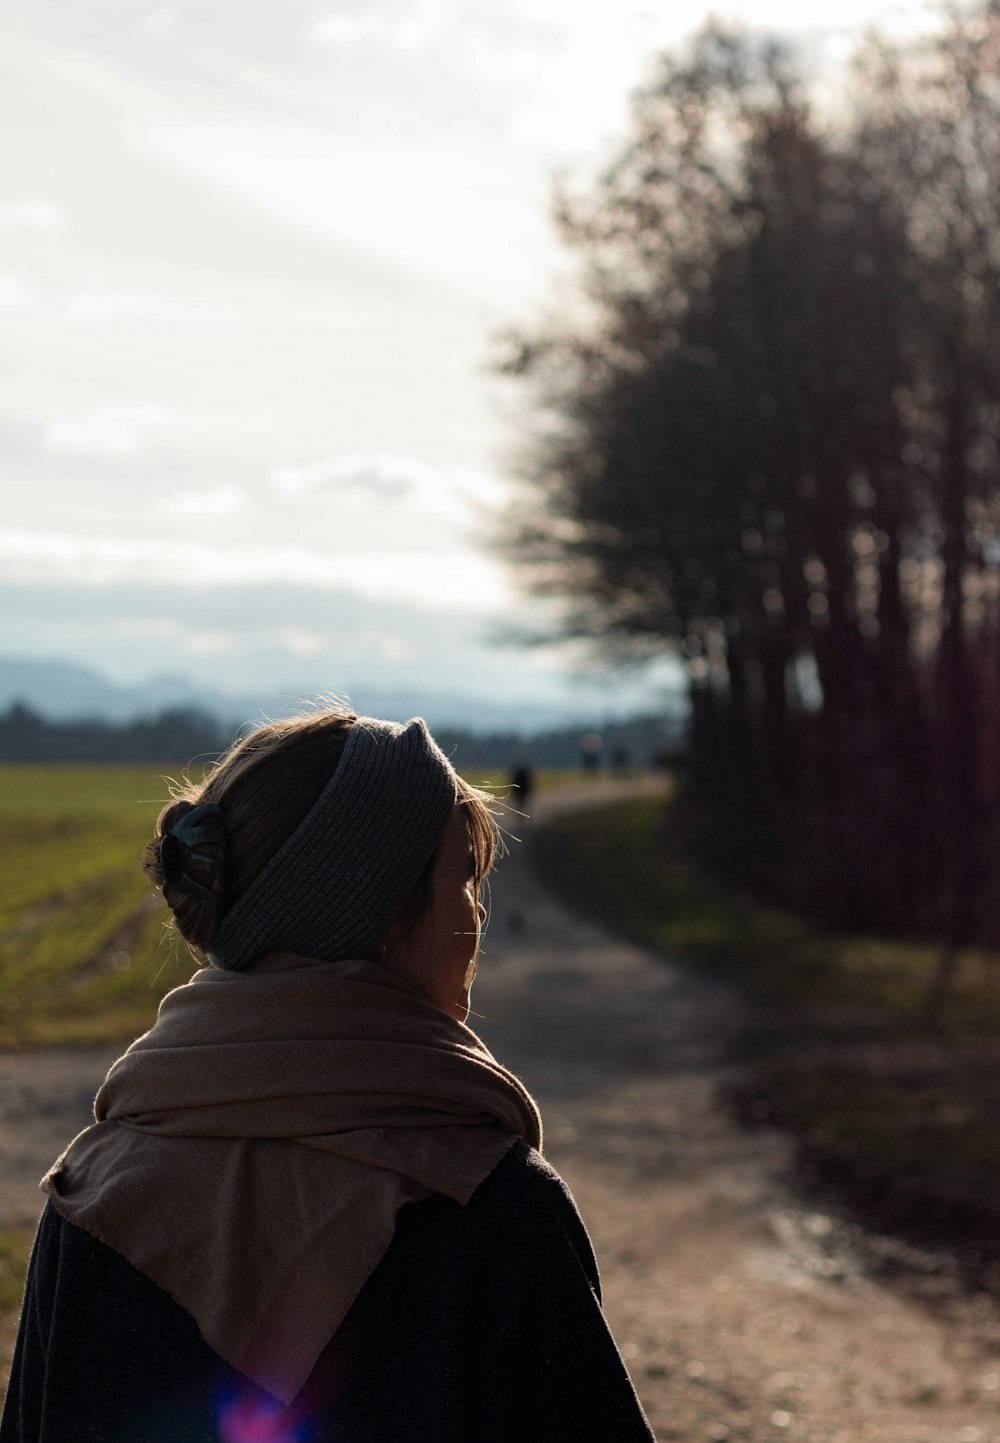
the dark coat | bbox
[1,1142,655,1442]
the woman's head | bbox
[141,706,500,1014]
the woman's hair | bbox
[141,705,501,955]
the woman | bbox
[1,708,655,1442]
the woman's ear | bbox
[366,928,393,963]
[376,908,419,966]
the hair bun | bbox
[141,800,227,950]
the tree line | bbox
[0,701,676,771]
[497,6,1000,999]
[0,703,233,764]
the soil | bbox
[3,777,1000,1441]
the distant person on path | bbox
[1,706,655,1442]
[580,729,603,772]
[508,761,535,815]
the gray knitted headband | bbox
[209,716,459,972]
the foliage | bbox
[497,7,1000,1002]
[0,703,232,764]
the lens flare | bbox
[214,1385,311,1443]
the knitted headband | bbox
[208,716,459,972]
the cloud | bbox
[269,627,329,658]
[0,276,35,310]
[158,486,245,519]
[142,115,545,296]
[268,453,476,528]
[34,402,230,466]
[115,614,235,654]
[0,525,513,609]
[40,400,201,458]
[270,454,425,502]
[185,629,238,655]
[353,628,414,663]
[0,201,65,233]
[309,4,444,50]
[192,46,311,104]
[63,287,235,327]
[144,8,176,39]
[115,617,181,639]
[115,614,323,661]
[45,415,138,456]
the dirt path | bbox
[3,777,1000,1440]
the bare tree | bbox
[496,7,1000,1007]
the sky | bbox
[1,0,937,724]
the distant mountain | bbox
[0,657,684,736]
[0,658,227,724]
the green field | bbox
[0,763,575,1049]
[0,764,206,1047]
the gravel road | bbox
[3,777,999,1441]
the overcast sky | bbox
[2,0,935,721]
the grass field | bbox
[533,795,1000,1276]
[0,764,206,1047]
[0,762,575,1050]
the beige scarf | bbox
[44,954,542,1404]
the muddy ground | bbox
[2,779,1000,1440]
